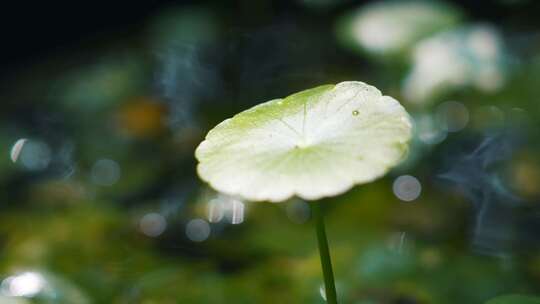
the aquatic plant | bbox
[195,81,412,303]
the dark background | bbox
[2,0,540,78]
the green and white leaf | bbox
[403,24,507,104]
[195,81,412,202]
[336,1,461,57]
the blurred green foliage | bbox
[1,0,540,303]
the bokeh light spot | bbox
[393,175,422,202]
[206,194,246,225]
[90,159,121,186]
[13,139,52,171]
[139,213,167,237]
[1,272,45,298]
[186,219,211,242]
[415,115,447,145]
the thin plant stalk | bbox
[312,202,338,304]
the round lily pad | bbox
[195,81,412,202]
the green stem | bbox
[312,202,338,304]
